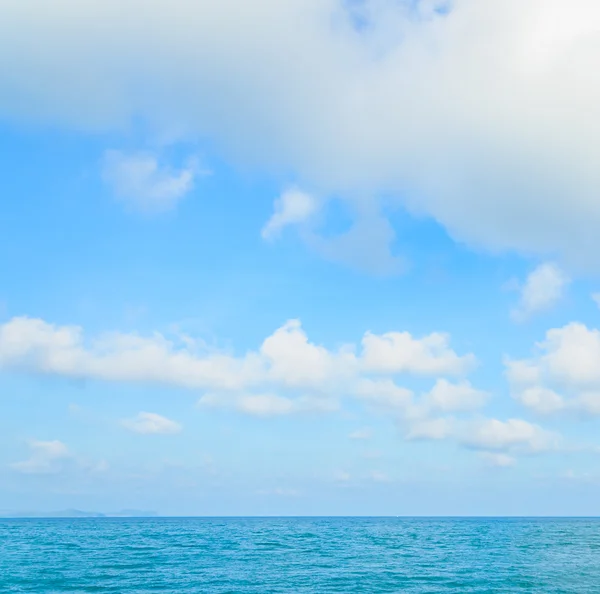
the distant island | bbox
[0,509,158,518]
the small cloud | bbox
[261,187,318,240]
[423,379,488,413]
[349,427,372,440]
[199,391,337,418]
[480,452,516,468]
[11,440,71,474]
[121,412,182,435]
[514,386,565,415]
[236,394,295,417]
[461,418,559,454]
[511,263,569,322]
[102,150,207,213]
[406,418,452,441]
[592,293,600,309]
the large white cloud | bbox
[0,316,474,398]
[506,322,600,415]
[2,1,600,265]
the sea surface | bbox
[1,517,600,592]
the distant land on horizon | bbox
[0,509,158,518]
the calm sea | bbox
[1,517,599,592]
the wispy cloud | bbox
[102,150,208,213]
[121,412,182,435]
[511,263,569,322]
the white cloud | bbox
[460,418,559,453]
[11,440,71,474]
[102,150,203,213]
[354,379,414,415]
[406,418,452,441]
[511,263,569,321]
[592,293,600,308]
[4,1,600,264]
[422,379,488,413]
[506,323,600,416]
[0,316,474,403]
[121,412,182,435]
[261,188,317,240]
[360,331,475,376]
[198,392,338,417]
[514,386,565,415]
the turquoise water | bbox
[1,517,600,592]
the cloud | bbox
[506,322,600,416]
[361,330,475,376]
[4,1,600,265]
[592,293,600,309]
[354,379,414,415]
[11,440,71,474]
[480,452,516,468]
[102,150,203,213]
[511,263,569,321]
[0,316,474,400]
[406,417,452,441]
[405,415,560,457]
[303,207,405,276]
[422,379,488,413]
[261,188,318,240]
[461,418,559,453]
[121,412,182,435]
[198,392,338,417]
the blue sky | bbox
[2,0,600,515]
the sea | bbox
[1,517,599,592]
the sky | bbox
[2,0,600,516]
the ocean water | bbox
[1,517,600,592]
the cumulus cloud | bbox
[511,263,569,321]
[102,150,203,213]
[406,415,560,457]
[3,1,600,265]
[506,322,600,416]
[460,418,559,453]
[354,379,415,415]
[121,412,182,434]
[261,188,318,240]
[0,316,474,402]
[360,331,475,376]
[422,379,488,413]
[11,440,71,474]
